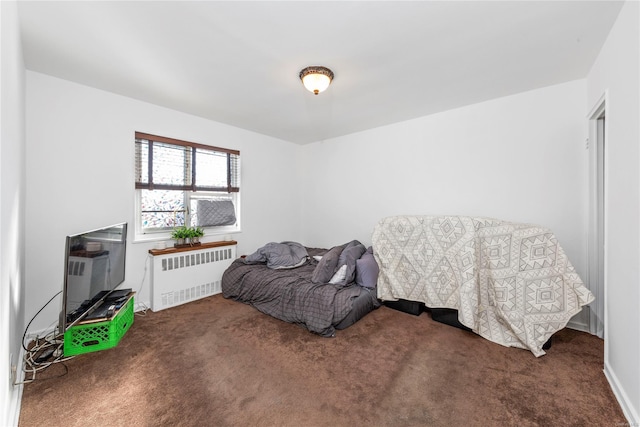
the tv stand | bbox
[63,292,135,356]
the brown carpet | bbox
[19,295,625,427]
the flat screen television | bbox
[60,222,128,332]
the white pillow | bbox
[328,264,347,285]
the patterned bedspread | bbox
[221,248,366,337]
[373,216,594,356]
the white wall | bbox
[25,71,301,333]
[0,1,26,425]
[299,80,588,284]
[18,4,639,425]
[586,1,639,423]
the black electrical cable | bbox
[22,290,62,352]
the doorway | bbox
[588,97,606,339]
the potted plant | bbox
[184,227,195,245]
[171,226,189,247]
[192,226,204,244]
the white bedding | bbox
[373,216,594,356]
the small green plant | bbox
[170,226,189,240]
[171,226,204,245]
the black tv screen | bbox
[61,222,127,331]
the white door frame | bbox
[587,92,608,340]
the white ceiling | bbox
[17,1,624,144]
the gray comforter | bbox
[222,247,375,337]
[242,241,309,269]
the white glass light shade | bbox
[302,73,331,95]
[299,66,334,95]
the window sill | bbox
[133,232,172,244]
[148,240,237,256]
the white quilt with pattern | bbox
[373,216,594,356]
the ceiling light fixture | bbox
[299,66,334,95]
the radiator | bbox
[149,242,237,311]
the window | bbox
[134,132,240,237]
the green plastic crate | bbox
[64,297,134,356]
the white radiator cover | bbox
[150,243,236,311]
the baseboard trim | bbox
[566,319,590,333]
[7,346,25,426]
[604,361,640,425]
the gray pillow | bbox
[311,245,345,284]
[197,200,236,226]
[334,241,367,285]
[355,249,379,289]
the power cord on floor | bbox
[17,328,75,385]
[18,290,75,385]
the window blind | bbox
[135,132,240,193]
